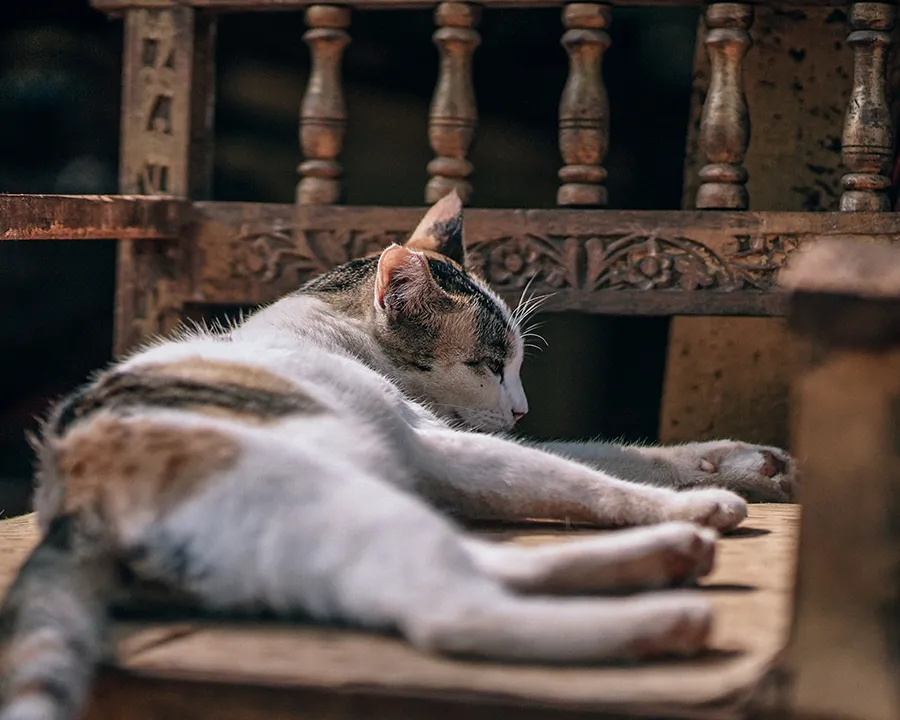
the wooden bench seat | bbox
[0,505,799,720]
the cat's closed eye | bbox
[465,358,504,377]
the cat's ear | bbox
[405,190,465,265]
[374,244,449,317]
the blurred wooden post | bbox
[115,6,216,355]
[779,239,900,720]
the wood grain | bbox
[0,194,184,240]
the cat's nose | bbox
[512,410,527,423]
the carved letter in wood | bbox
[426,1,481,204]
[116,7,215,355]
[695,3,753,210]
[557,3,611,208]
[298,5,351,206]
[841,2,896,213]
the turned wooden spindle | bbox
[298,5,350,206]
[695,3,753,210]
[841,2,896,213]
[426,1,481,204]
[557,3,611,208]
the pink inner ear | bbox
[375,244,418,308]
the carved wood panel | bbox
[188,203,900,315]
[116,7,216,356]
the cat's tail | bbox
[0,514,115,720]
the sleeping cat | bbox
[0,192,795,720]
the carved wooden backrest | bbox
[80,0,898,358]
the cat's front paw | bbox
[664,489,747,532]
[693,442,797,502]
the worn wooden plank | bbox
[32,504,791,720]
[0,194,184,240]
[0,507,800,720]
[91,0,861,12]
[115,6,217,356]
[186,202,900,315]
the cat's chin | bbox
[460,417,517,434]
[437,408,514,434]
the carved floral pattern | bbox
[227,222,801,297]
[466,234,578,290]
[585,233,801,292]
[231,223,404,285]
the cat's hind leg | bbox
[133,422,714,663]
[460,522,717,595]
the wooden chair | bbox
[0,0,897,717]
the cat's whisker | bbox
[515,292,554,328]
[522,320,547,336]
[512,274,539,324]
[521,324,550,348]
[515,292,545,324]
[512,285,551,329]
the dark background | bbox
[0,0,700,516]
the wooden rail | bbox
[0,195,184,241]
[6,192,900,313]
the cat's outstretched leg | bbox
[404,590,713,662]
[412,429,747,532]
[536,439,796,502]
[460,522,717,594]
[147,432,715,663]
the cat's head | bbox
[371,192,529,432]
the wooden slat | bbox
[188,202,900,316]
[0,194,184,241]
[91,0,858,13]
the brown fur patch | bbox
[56,418,239,517]
[141,358,298,394]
